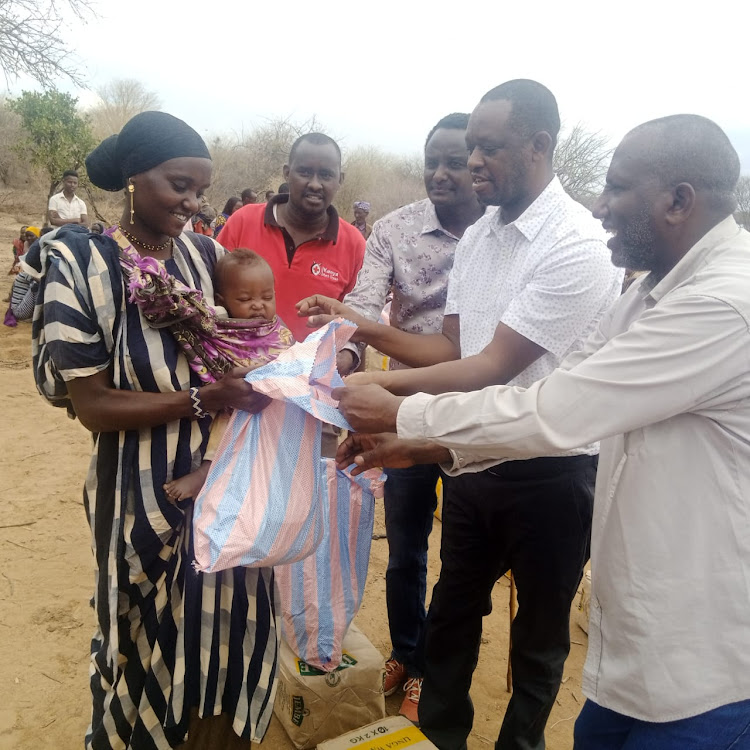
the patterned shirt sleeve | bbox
[343,221,395,322]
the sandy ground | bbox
[0,216,587,750]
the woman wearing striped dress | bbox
[26,112,278,749]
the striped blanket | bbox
[193,319,356,573]
[276,460,385,671]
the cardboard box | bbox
[317,716,438,749]
[274,623,386,750]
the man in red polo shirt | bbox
[217,132,365,350]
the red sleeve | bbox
[216,212,240,249]
[341,232,366,299]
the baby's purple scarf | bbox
[108,226,293,383]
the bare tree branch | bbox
[0,0,94,88]
[554,122,613,206]
[735,175,750,230]
[209,115,331,200]
[88,79,161,138]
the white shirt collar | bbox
[492,175,567,242]
[644,215,741,303]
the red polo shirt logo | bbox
[311,262,340,282]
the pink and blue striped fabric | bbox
[276,460,385,671]
[193,319,356,573]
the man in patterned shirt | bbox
[302,81,622,747]
[303,112,484,722]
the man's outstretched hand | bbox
[333,383,404,433]
[296,294,371,337]
[336,433,451,475]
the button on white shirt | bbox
[444,175,622,456]
[48,191,87,222]
[398,216,750,722]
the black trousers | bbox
[418,455,597,750]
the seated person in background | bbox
[23,226,40,249]
[164,249,293,501]
[10,227,42,275]
[8,225,27,274]
[5,231,42,321]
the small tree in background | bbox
[0,95,26,185]
[735,175,750,230]
[0,0,93,88]
[554,122,612,206]
[88,79,161,139]
[9,90,95,198]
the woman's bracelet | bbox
[189,387,208,419]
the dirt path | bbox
[0,219,587,749]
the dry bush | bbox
[736,175,750,230]
[338,146,424,221]
[0,95,51,222]
[2,186,49,224]
[83,184,125,225]
[0,96,50,219]
[207,116,326,209]
[87,79,162,140]
[0,97,26,185]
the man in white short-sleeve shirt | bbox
[335,80,621,750]
[48,169,88,227]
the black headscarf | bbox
[85,111,211,191]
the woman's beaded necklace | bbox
[117,222,173,254]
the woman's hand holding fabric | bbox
[200,367,271,414]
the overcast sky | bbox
[9,0,750,170]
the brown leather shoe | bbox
[399,677,422,724]
[384,658,407,696]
